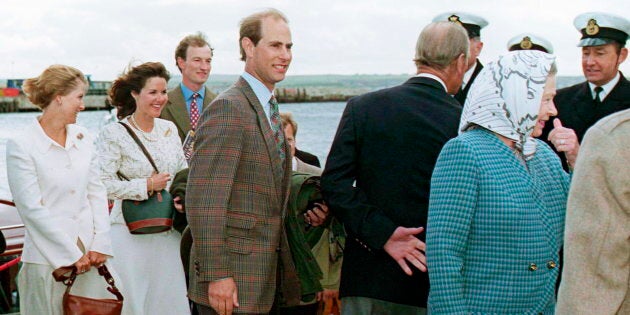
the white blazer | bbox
[6,118,112,269]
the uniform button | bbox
[528,263,538,271]
[70,190,76,194]
[547,261,557,269]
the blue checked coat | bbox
[427,128,570,315]
[186,77,300,313]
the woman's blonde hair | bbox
[22,65,87,110]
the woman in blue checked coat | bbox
[426,51,571,315]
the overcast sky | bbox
[1,0,629,81]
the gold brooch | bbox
[586,19,599,35]
[77,133,84,140]
[520,36,533,49]
[448,15,463,26]
[164,129,171,137]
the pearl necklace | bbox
[129,114,158,142]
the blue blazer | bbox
[426,128,570,314]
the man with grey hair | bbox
[321,21,469,315]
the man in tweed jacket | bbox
[186,9,300,315]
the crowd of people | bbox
[4,7,629,315]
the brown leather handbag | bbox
[52,265,124,315]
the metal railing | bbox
[0,199,23,257]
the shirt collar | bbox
[416,73,447,92]
[588,71,620,102]
[180,82,206,102]
[241,72,273,106]
[32,117,82,153]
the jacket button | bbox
[547,261,557,269]
[528,263,538,271]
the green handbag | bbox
[117,122,174,234]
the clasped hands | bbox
[73,251,108,274]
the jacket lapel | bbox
[166,86,192,132]
[237,78,285,203]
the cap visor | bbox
[577,38,613,47]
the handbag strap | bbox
[118,121,160,173]
[53,265,124,301]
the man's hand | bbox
[208,278,239,315]
[316,288,339,301]
[548,119,580,169]
[383,226,426,275]
[173,196,184,213]
[304,202,329,227]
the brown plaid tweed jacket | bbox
[186,77,300,313]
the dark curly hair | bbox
[109,62,170,119]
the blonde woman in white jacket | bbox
[6,65,117,315]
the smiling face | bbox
[177,45,213,91]
[132,76,168,119]
[57,80,87,125]
[533,75,557,138]
[243,16,292,91]
[581,43,628,86]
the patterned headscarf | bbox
[459,50,555,160]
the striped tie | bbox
[269,96,286,162]
[190,92,200,130]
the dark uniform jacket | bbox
[542,73,630,169]
[321,76,462,307]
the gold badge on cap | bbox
[448,15,463,26]
[586,19,600,36]
[520,36,533,49]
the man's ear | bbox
[618,47,628,65]
[176,57,186,72]
[458,53,468,74]
[241,37,255,59]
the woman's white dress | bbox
[97,117,189,315]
